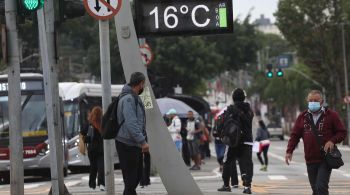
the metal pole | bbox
[341,23,350,145]
[114,1,202,194]
[5,0,24,194]
[99,20,115,194]
[38,2,67,194]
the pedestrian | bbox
[185,110,202,170]
[213,113,239,188]
[167,108,182,152]
[285,90,347,195]
[256,120,270,171]
[115,72,149,195]
[218,88,254,194]
[82,106,105,191]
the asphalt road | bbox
[1,122,350,195]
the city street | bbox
[1,120,350,195]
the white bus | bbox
[0,73,68,183]
[60,82,123,172]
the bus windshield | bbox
[64,102,79,139]
[0,94,47,139]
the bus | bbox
[0,73,68,183]
[59,82,123,172]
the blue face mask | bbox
[308,102,321,112]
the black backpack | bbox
[101,94,137,139]
[220,106,243,147]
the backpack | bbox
[101,93,137,139]
[220,105,243,147]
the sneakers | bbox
[231,185,239,188]
[99,185,105,191]
[189,165,201,170]
[217,185,231,192]
[243,187,252,194]
[260,165,267,171]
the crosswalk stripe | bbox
[65,180,81,187]
[268,175,288,180]
[24,183,44,189]
[342,174,350,178]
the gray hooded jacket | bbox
[116,84,146,147]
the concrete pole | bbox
[5,0,24,194]
[341,23,350,145]
[37,2,68,194]
[114,1,202,194]
[99,20,115,194]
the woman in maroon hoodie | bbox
[285,90,347,195]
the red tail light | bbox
[0,148,9,160]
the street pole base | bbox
[48,184,71,195]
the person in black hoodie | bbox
[218,88,254,194]
[82,106,105,191]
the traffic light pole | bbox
[5,0,24,194]
[99,20,115,194]
[114,1,202,194]
[37,2,69,195]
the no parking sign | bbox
[140,44,154,66]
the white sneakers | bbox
[99,185,105,191]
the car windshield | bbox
[0,94,47,139]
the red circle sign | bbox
[83,0,122,20]
[140,44,154,66]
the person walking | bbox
[185,111,202,170]
[217,88,254,194]
[285,90,347,195]
[167,108,182,152]
[256,120,270,172]
[116,72,149,195]
[82,106,105,191]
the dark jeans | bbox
[88,153,105,188]
[306,161,332,195]
[140,152,151,186]
[215,140,226,165]
[222,144,253,188]
[116,141,143,195]
[257,145,269,166]
[182,138,191,166]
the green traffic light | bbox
[22,0,44,11]
[277,69,284,77]
[266,71,273,78]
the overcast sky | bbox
[232,0,279,23]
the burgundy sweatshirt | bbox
[286,108,347,164]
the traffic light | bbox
[265,64,273,78]
[276,68,284,77]
[21,0,44,11]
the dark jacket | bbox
[286,108,347,164]
[256,127,270,141]
[84,125,104,155]
[229,102,254,143]
[116,84,147,147]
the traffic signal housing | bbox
[265,64,273,78]
[56,0,85,23]
[21,0,44,11]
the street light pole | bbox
[341,23,350,144]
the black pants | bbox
[88,153,105,188]
[182,138,191,166]
[116,141,143,195]
[140,152,151,186]
[257,145,269,166]
[222,144,253,187]
[306,161,332,195]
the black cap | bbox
[232,88,246,102]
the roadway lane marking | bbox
[342,174,350,178]
[65,180,81,187]
[268,151,302,164]
[268,175,288,180]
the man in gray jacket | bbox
[116,72,149,195]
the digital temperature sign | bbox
[135,0,233,36]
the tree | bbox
[275,0,349,108]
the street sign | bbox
[135,0,233,36]
[83,0,122,20]
[140,44,154,66]
[344,96,350,104]
[278,54,293,68]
